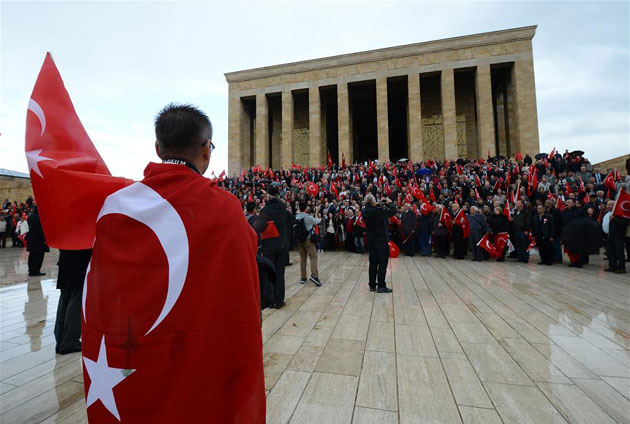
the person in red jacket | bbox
[82,104,265,423]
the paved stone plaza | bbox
[0,248,628,423]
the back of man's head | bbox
[364,194,376,206]
[299,201,308,212]
[246,201,256,214]
[155,103,212,158]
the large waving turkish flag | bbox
[25,53,132,249]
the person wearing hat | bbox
[256,186,289,308]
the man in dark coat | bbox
[512,200,532,263]
[545,199,564,263]
[55,249,92,354]
[433,205,449,258]
[26,208,48,276]
[400,204,417,257]
[361,194,396,293]
[488,206,510,261]
[417,210,433,256]
[256,187,289,308]
[533,204,555,265]
[468,206,488,261]
[561,198,587,267]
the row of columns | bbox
[228,60,537,173]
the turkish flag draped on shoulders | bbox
[25,53,133,249]
[84,164,265,422]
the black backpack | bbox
[293,218,309,243]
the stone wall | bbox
[0,176,33,204]
[593,155,630,175]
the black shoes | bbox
[28,272,46,277]
[376,287,393,293]
[369,286,376,292]
[614,269,627,274]
[309,275,322,286]
[273,301,285,309]
[605,268,616,272]
[300,278,307,284]
[57,344,82,355]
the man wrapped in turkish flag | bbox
[81,109,265,421]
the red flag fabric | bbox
[331,182,339,199]
[342,152,346,168]
[429,189,436,203]
[83,163,265,422]
[327,151,333,168]
[504,199,512,221]
[477,233,500,258]
[356,212,366,229]
[439,207,453,232]
[261,221,280,240]
[395,175,402,189]
[384,180,392,195]
[494,232,509,253]
[307,182,319,197]
[388,241,400,258]
[420,202,435,215]
[411,185,424,201]
[604,172,616,190]
[613,188,630,218]
[454,209,470,239]
[555,196,566,211]
[515,152,523,161]
[25,53,132,249]
[565,182,572,194]
[527,236,537,252]
[549,147,556,158]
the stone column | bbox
[309,86,322,167]
[475,64,496,158]
[512,57,540,155]
[441,68,458,160]
[337,82,351,164]
[255,92,269,167]
[376,77,389,163]
[227,94,242,175]
[407,73,423,162]
[281,90,294,169]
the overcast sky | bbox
[1,1,628,180]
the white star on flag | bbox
[25,149,54,178]
[83,336,135,421]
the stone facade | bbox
[0,175,33,204]
[225,26,540,174]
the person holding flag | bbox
[82,104,266,422]
[361,194,396,293]
[468,206,488,261]
[533,204,555,265]
[488,206,510,261]
[433,204,450,258]
[451,203,469,259]
[512,199,533,263]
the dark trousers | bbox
[402,233,415,257]
[514,231,529,262]
[538,238,553,264]
[452,236,467,259]
[0,232,6,248]
[607,234,626,270]
[553,238,563,263]
[54,288,82,351]
[28,251,45,275]
[435,235,449,258]
[368,244,389,288]
[264,250,286,305]
[418,233,431,256]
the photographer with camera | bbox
[361,194,397,293]
[294,201,322,286]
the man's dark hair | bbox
[155,103,212,156]
[299,201,308,212]
[246,201,257,213]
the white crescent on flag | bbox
[28,98,46,136]
[84,182,189,335]
[619,200,630,212]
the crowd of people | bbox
[221,151,630,307]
